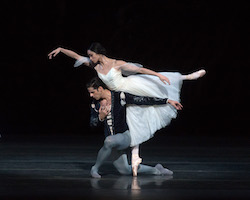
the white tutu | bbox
[98,67,183,146]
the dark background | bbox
[1,0,249,138]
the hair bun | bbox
[88,42,107,55]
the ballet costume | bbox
[97,64,205,176]
[75,58,206,176]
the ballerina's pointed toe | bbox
[132,157,142,177]
[184,69,206,80]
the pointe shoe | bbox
[132,157,142,177]
[184,69,206,80]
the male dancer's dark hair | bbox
[86,77,108,90]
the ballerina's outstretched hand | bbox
[48,47,83,61]
[48,47,61,59]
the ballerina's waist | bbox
[106,80,126,91]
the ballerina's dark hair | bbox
[86,77,108,90]
[88,42,107,56]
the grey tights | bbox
[91,131,160,178]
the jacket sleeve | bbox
[89,102,102,127]
[121,92,168,106]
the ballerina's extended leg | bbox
[131,145,142,177]
[182,69,206,80]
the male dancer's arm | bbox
[90,102,103,127]
[122,92,183,110]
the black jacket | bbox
[90,91,168,137]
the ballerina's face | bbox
[87,50,100,64]
[87,86,103,100]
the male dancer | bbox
[87,77,183,178]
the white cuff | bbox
[74,56,90,67]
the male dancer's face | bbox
[87,86,103,100]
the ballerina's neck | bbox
[96,66,115,76]
[96,58,115,74]
[99,56,115,67]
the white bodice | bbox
[97,68,126,91]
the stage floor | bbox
[0,134,249,200]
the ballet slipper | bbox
[184,69,206,80]
[155,164,173,175]
[132,157,142,177]
[90,166,101,178]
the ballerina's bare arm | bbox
[48,47,90,67]
[115,60,170,85]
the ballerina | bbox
[48,43,206,176]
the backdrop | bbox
[1,0,249,137]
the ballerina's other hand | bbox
[158,74,171,85]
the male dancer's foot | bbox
[91,166,101,178]
[182,69,206,80]
[155,164,173,175]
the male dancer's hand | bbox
[98,100,111,121]
[167,99,183,110]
